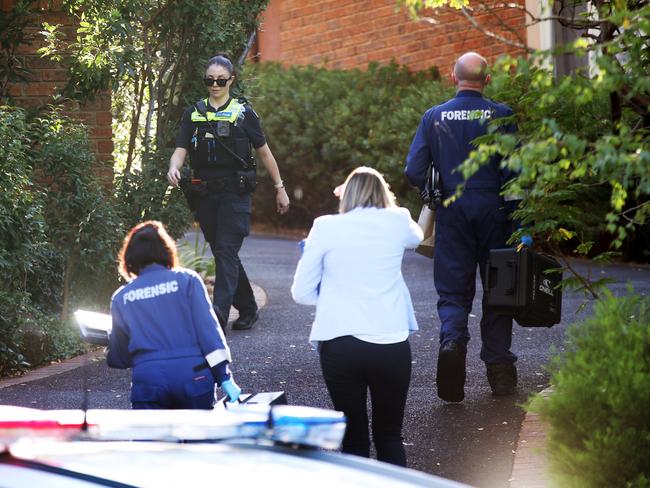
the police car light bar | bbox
[270,405,346,450]
[0,406,91,449]
[0,405,346,451]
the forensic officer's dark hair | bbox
[205,53,236,77]
[118,221,179,280]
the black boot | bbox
[487,362,517,396]
[436,341,466,402]
[232,310,259,331]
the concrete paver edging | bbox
[0,349,106,390]
[509,388,552,488]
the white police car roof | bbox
[2,440,465,487]
[0,405,469,488]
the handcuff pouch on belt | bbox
[179,176,207,212]
[236,168,256,193]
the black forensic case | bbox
[486,248,562,327]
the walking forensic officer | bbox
[405,52,519,402]
[107,221,241,409]
[167,54,290,331]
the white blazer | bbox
[291,206,424,347]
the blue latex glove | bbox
[221,378,241,403]
[520,235,533,247]
[517,234,533,252]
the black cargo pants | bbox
[194,191,257,326]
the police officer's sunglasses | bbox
[203,77,231,87]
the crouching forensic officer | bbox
[167,53,290,331]
[405,52,519,403]
[107,221,241,409]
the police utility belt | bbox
[181,172,255,196]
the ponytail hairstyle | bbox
[205,53,236,78]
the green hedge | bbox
[113,148,190,241]
[529,292,650,487]
[0,106,122,375]
[244,61,453,228]
[1,107,49,374]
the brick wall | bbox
[257,0,526,76]
[2,0,114,179]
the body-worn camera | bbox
[216,121,230,137]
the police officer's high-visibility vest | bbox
[188,98,253,172]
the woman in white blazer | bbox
[291,166,423,466]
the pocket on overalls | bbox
[131,383,165,409]
[183,375,215,409]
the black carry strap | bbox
[425,163,442,209]
[194,100,252,171]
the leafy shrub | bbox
[461,55,649,268]
[31,107,124,317]
[0,106,122,375]
[0,106,48,373]
[39,313,87,362]
[177,227,214,281]
[0,291,32,376]
[245,61,452,228]
[0,107,47,287]
[113,149,191,241]
[529,291,650,487]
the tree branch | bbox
[157,25,189,146]
[460,6,529,50]
[547,240,601,300]
[476,0,528,49]
[125,68,145,173]
[619,201,650,224]
[238,29,257,67]
[142,26,156,153]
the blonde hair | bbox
[339,166,396,213]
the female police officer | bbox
[107,221,240,409]
[167,54,289,331]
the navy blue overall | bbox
[107,264,231,409]
[405,90,518,365]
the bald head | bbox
[453,52,489,91]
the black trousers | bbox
[319,335,411,466]
[194,191,257,324]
